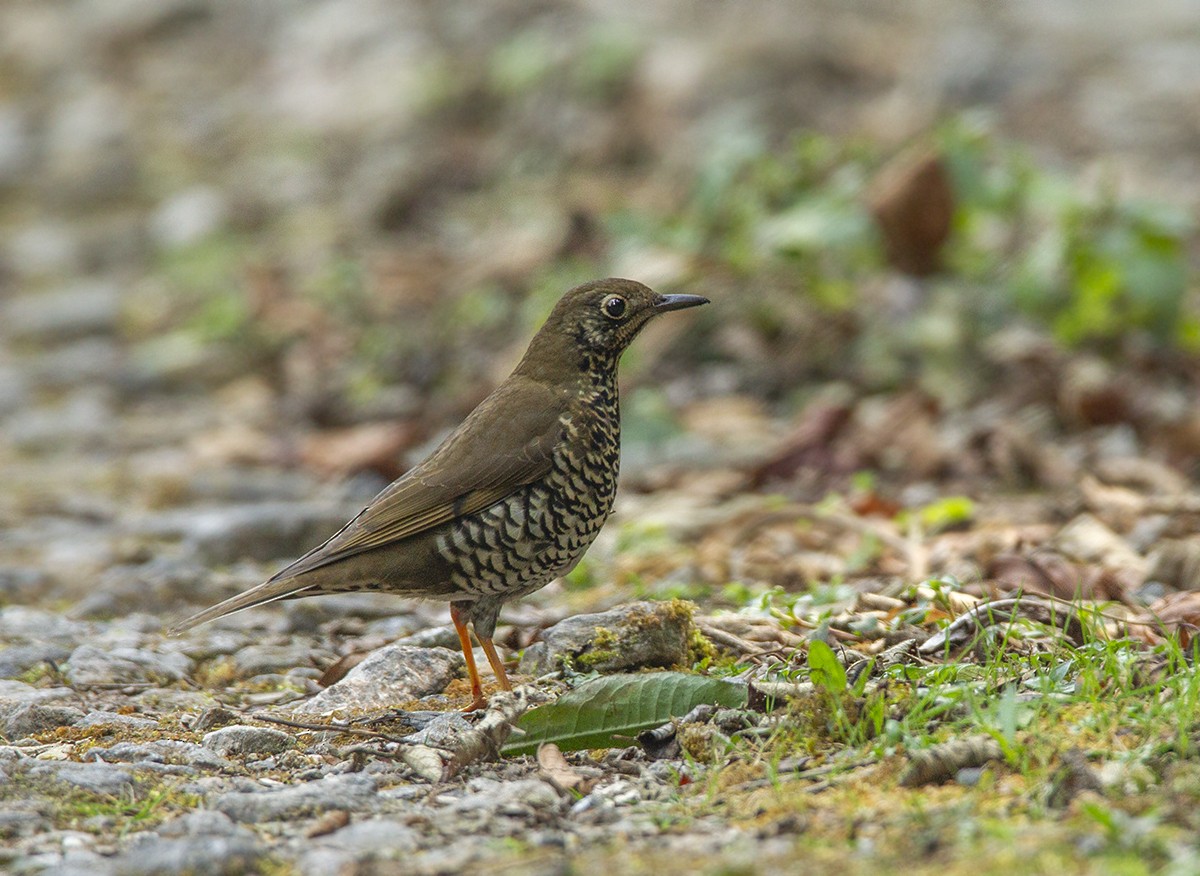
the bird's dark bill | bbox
[653,293,710,313]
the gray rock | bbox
[0,103,32,187]
[0,810,42,840]
[3,221,83,280]
[266,0,426,135]
[80,0,211,47]
[397,710,475,749]
[360,615,425,639]
[156,809,242,838]
[1,702,84,739]
[303,818,419,869]
[292,645,463,716]
[77,711,159,730]
[64,645,193,686]
[42,83,136,207]
[0,607,87,642]
[40,846,110,876]
[174,629,254,663]
[132,688,215,714]
[215,773,378,823]
[392,624,460,650]
[6,389,115,452]
[519,601,693,676]
[0,681,77,710]
[109,812,266,875]
[0,366,30,420]
[73,558,214,620]
[27,761,135,795]
[111,833,264,876]
[202,725,294,757]
[0,642,72,679]
[451,778,562,816]
[27,338,122,390]
[150,185,228,249]
[133,501,360,566]
[88,740,232,771]
[283,593,411,632]
[1,280,120,343]
[121,332,234,390]
[232,642,324,677]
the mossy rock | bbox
[519,599,695,676]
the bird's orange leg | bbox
[450,604,487,712]
[478,636,512,692]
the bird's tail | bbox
[168,574,316,634]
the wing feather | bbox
[262,377,565,582]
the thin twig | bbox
[248,712,411,744]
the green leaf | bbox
[807,639,847,695]
[501,672,749,757]
[917,496,976,533]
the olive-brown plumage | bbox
[172,279,708,709]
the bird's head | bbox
[519,279,708,377]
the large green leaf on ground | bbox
[502,672,749,757]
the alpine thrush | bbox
[172,279,709,710]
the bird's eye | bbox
[602,295,627,320]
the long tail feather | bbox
[168,576,315,634]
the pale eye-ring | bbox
[602,295,627,320]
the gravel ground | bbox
[2,2,1198,873]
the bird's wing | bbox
[266,376,566,582]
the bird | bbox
[172,278,709,710]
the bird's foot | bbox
[461,694,489,713]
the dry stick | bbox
[695,622,771,656]
[339,743,411,762]
[915,590,1163,654]
[990,590,1165,628]
[919,595,1085,653]
[776,614,860,641]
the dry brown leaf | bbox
[847,392,945,481]
[854,592,906,613]
[1092,456,1190,496]
[1079,474,1152,527]
[1147,539,1200,592]
[317,652,370,688]
[537,742,596,795]
[868,147,954,277]
[305,809,350,838]
[980,420,1079,489]
[1057,357,1133,427]
[1132,591,1200,646]
[988,550,1138,604]
[748,393,854,488]
[1053,513,1145,570]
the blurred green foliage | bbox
[940,118,1198,350]
[634,115,1196,350]
[149,114,1196,416]
[488,23,640,102]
